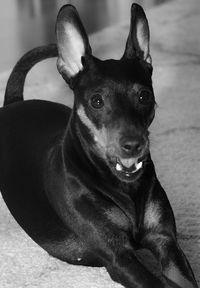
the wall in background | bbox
[0,0,171,72]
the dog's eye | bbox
[138,89,153,105]
[90,94,104,109]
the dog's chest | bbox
[104,206,133,231]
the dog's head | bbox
[56,4,155,183]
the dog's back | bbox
[0,42,78,259]
[0,99,75,258]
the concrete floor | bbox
[0,0,200,287]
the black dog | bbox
[0,4,198,288]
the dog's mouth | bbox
[108,156,144,182]
[116,158,143,173]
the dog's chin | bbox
[108,157,144,183]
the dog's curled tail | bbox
[4,43,58,106]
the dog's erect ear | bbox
[123,3,151,64]
[56,5,91,83]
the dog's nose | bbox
[120,138,145,157]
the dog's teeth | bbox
[115,159,143,173]
[116,163,122,171]
[135,161,143,170]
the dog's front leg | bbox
[140,179,198,288]
[73,195,183,288]
[56,193,171,288]
[141,232,198,288]
[106,248,169,288]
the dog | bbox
[0,3,198,288]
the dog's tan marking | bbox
[164,263,194,288]
[77,105,108,158]
[144,202,161,229]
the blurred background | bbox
[0,0,171,72]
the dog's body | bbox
[0,4,198,288]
